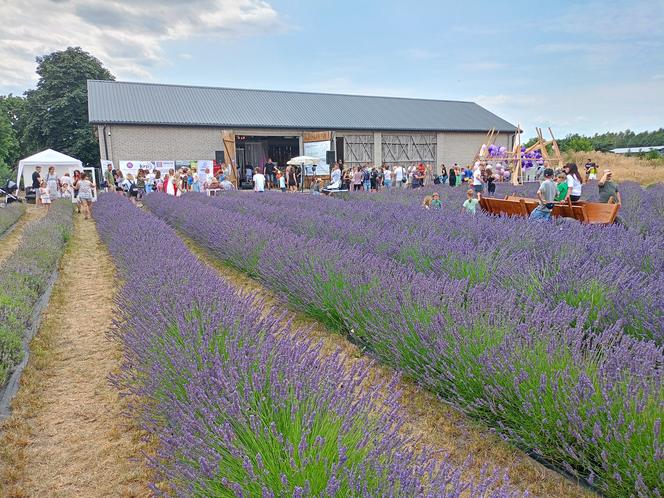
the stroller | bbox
[0,180,21,207]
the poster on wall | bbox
[303,140,331,176]
[174,160,214,172]
[119,160,173,176]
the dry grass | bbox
[180,234,595,498]
[565,151,664,185]
[0,215,152,498]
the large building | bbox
[87,80,516,177]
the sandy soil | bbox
[0,205,46,265]
[179,234,594,498]
[0,215,150,498]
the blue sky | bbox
[1,0,662,139]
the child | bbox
[529,168,557,220]
[39,180,51,212]
[555,171,568,201]
[311,178,321,195]
[486,167,496,196]
[278,171,286,192]
[462,189,479,214]
[431,192,442,209]
[588,163,598,181]
[60,182,73,200]
[422,195,433,209]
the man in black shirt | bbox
[31,166,42,189]
[264,158,275,189]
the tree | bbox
[0,110,19,182]
[22,47,114,166]
[560,134,593,152]
[0,94,26,165]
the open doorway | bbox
[235,135,299,183]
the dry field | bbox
[565,150,664,184]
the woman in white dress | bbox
[46,166,61,199]
[165,169,178,196]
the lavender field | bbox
[143,183,663,498]
[95,194,520,497]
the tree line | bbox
[524,129,664,154]
[0,47,114,182]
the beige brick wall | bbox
[439,132,510,168]
[102,125,223,165]
[98,125,513,171]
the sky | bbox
[1,0,663,139]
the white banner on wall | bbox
[119,160,174,176]
[303,140,331,176]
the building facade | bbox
[89,80,515,175]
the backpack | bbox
[433,176,441,185]
[362,170,371,182]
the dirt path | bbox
[0,205,46,264]
[0,215,150,498]
[179,234,593,498]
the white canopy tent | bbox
[16,149,82,189]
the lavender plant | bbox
[0,200,72,384]
[186,190,664,343]
[0,202,24,236]
[144,191,663,497]
[95,194,517,497]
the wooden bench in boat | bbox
[479,196,619,224]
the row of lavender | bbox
[145,192,663,498]
[363,180,664,239]
[0,200,72,385]
[187,190,663,344]
[95,194,517,497]
[0,203,24,236]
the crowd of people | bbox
[31,165,95,219]
[530,163,621,220]
[29,156,622,224]
[326,161,513,193]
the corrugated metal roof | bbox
[87,80,516,133]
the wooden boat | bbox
[479,196,619,224]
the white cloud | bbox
[0,0,282,88]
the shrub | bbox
[145,191,664,497]
[0,203,24,236]
[96,194,517,497]
[0,200,72,385]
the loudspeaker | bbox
[215,150,225,163]
[326,150,336,164]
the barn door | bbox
[344,135,373,165]
[222,130,238,188]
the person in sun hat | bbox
[598,170,621,206]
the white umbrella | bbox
[287,155,319,166]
